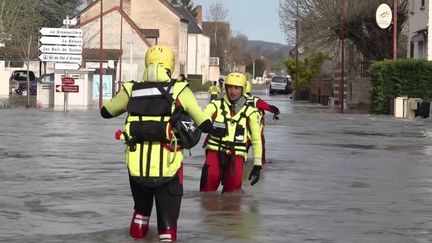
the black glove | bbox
[248,165,262,186]
[269,105,280,120]
[198,120,213,133]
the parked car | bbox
[268,75,292,94]
[17,79,37,96]
[39,73,55,84]
[17,73,55,96]
[9,70,37,94]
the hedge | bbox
[370,59,432,114]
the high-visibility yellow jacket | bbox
[208,85,221,95]
[102,79,209,186]
[204,95,263,166]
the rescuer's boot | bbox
[129,211,149,239]
[159,227,177,242]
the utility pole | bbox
[339,0,345,113]
[118,0,123,92]
[295,0,299,100]
[99,0,104,109]
[392,0,398,59]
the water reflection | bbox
[199,192,259,240]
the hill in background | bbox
[246,40,293,57]
[246,40,294,74]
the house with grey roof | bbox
[172,5,210,83]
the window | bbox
[421,0,425,9]
[418,41,425,59]
[410,0,416,13]
[410,42,414,58]
[209,57,219,66]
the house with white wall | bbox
[407,0,430,59]
[173,5,210,83]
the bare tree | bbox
[204,2,230,73]
[226,33,248,66]
[207,3,229,46]
[279,0,408,61]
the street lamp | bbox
[252,60,255,81]
[252,56,264,82]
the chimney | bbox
[195,5,203,27]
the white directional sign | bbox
[55,63,81,70]
[39,45,82,54]
[39,36,82,46]
[39,28,82,37]
[39,24,83,67]
[39,53,82,63]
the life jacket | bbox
[205,96,260,158]
[209,85,220,94]
[122,80,188,187]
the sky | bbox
[194,0,287,45]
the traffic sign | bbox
[39,28,82,37]
[39,36,82,46]
[55,63,80,70]
[39,53,82,63]
[63,18,77,26]
[39,26,83,65]
[39,45,82,54]
[56,85,79,93]
[61,77,75,85]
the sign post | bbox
[39,16,82,111]
[376,3,394,59]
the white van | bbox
[268,75,292,94]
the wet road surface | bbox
[1,91,432,242]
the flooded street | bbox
[1,92,432,242]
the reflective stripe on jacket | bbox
[122,81,187,182]
[204,96,263,165]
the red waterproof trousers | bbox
[200,150,244,193]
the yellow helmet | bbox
[144,45,175,73]
[245,80,252,94]
[225,72,247,90]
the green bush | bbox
[187,74,203,92]
[370,59,432,114]
[202,81,212,92]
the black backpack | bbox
[156,80,202,149]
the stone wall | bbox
[348,76,372,110]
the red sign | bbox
[56,85,79,93]
[62,85,79,93]
[61,77,75,85]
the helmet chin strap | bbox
[166,69,172,79]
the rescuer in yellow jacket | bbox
[208,80,221,101]
[200,72,263,193]
[244,80,280,164]
[100,45,212,242]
